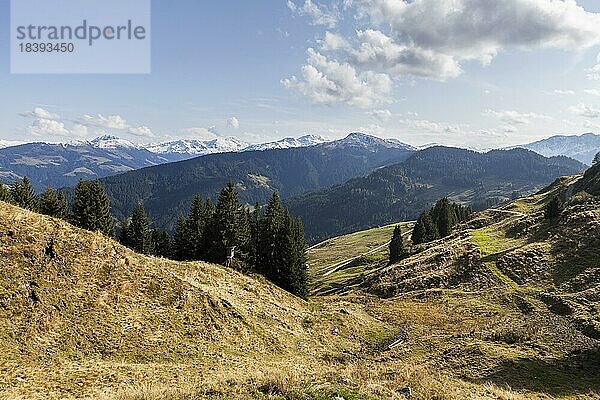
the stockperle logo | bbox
[11,0,151,74]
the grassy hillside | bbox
[2,163,600,399]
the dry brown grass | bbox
[1,200,599,399]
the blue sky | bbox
[1,0,600,148]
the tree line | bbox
[387,198,473,265]
[1,177,308,298]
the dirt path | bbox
[323,230,413,277]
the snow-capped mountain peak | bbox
[90,135,138,150]
[146,137,248,156]
[325,132,415,151]
[244,134,328,151]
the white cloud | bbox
[358,123,385,136]
[282,48,392,107]
[227,116,240,129]
[71,124,89,137]
[79,114,128,130]
[128,126,154,138]
[587,52,600,80]
[484,109,551,125]
[553,89,575,95]
[368,109,392,121]
[20,107,61,121]
[27,118,70,137]
[584,89,600,97]
[350,29,462,80]
[288,0,600,107]
[320,31,351,52]
[399,118,465,135]
[287,0,339,28]
[350,0,600,81]
[182,127,219,140]
[569,103,600,118]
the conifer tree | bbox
[39,187,69,219]
[206,182,250,266]
[431,198,457,238]
[186,195,210,259]
[172,214,190,261]
[10,177,37,211]
[72,180,115,237]
[249,203,261,268]
[389,225,406,264]
[256,192,283,279]
[422,213,440,242]
[56,191,70,219]
[151,229,171,258]
[119,218,132,248]
[127,204,153,254]
[594,152,600,165]
[0,183,12,203]
[411,214,427,245]
[289,217,309,298]
[544,195,563,220]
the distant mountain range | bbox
[0,133,411,190]
[516,132,600,165]
[99,132,416,228]
[0,138,171,191]
[287,147,586,242]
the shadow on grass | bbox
[473,348,600,396]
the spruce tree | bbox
[127,204,153,254]
[594,152,600,165]
[72,180,115,237]
[10,177,37,211]
[151,229,171,258]
[39,187,68,219]
[0,183,12,203]
[256,192,284,279]
[172,214,190,260]
[250,203,261,269]
[206,182,249,267]
[431,198,457,238]
[289,217,309,298]
[411,214,427,245]
[422,213,439,242]
[119,218,132,248]
[186,195,213,260]
[389,225,406,264]
[544,196,563,220]
[56,191,70,219]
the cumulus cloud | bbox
[587,53,600,80]
[128,126,154,138]
[77,114,154,138]
[79,114,128,130]
[368,109,392,121]
[569,103,600,118]
[287,0,600,106]
[484,109,551,125]
[320,31,351,52]
[182,127,220,140]
[287,0,339,28]
[350,0,600,80]
[584,89,600,97]
[20,107,73,137]
[227,116,240,129]
[27,118,70,137]
[20,107,61,121]
[282,48,392,107]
